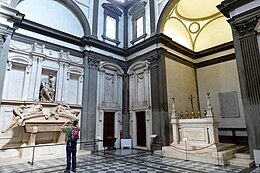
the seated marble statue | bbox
[1,101,43,133]
[40,73,55,101]
[50,103,80,119]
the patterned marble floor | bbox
[0,149,259,173]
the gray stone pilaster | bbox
[81,53,100,150]
[148,49,169,146]
[0,24,15,103]
[230,14,260,157]
[122,70,130,138]
[92,0,99,38]
[123,9,128,49]
[149,0,155,34]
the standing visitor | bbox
[61,120,80,172]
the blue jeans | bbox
[66,141,77,170]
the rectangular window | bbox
[136,16,144,38]
[106,16,116,39]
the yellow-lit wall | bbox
[165,58,198,116]
[196,60,246,128]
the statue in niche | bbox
[1,101,44,133]
[39,73,56,101]
[50,102,80,120]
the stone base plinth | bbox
[0,145,90,166]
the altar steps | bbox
[227,152,255,168]
[217,143,248,160]
[161,143,249,166]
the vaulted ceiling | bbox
[162,0,233,52]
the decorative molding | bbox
[81,36,125,56]
[147,55,159,67]
[128,1,146,16]
[8,55,32,66]
[255,20,260,33]
[127,60,149,75]
[233,17,258,36]
[130,33,147,45]
[101,35,121,45]
[0,5,24,22]
[13,33,82,57]
[88,57,100,68]
[195,41,234,58]
[99,62,124,75]
[0,23,15,46]
[195,53,236,69]
[102,3,123,16]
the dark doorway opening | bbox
[103,112,115,147]
[136,111,146,147]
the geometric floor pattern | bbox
[0,149,259,173]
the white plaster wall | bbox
[196,60,246,128]
[165,57,198,115]
[16,0,84,37]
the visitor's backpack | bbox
[70,127,79,141]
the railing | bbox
[0,139,103,166]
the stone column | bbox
[0,24,15,102]
[229,15,260,156]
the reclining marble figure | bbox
[50,103,80,120]
[1,101,44,133]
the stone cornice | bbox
[195,41,234,58]
[15,19,82,46]
[12,33,82,57]
[0,5,24,22]
[217,0,255,18]
[81,36,125,56]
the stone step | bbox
[217,143,237,151]
[235,153,251,159]
[228,158,255,168]
[219,145,247,160]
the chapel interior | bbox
[0,0,260,169]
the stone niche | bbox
[96,62,123,150]
[127,61,153,150]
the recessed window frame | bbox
[129,2,147,44]
[102,3,122,46]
